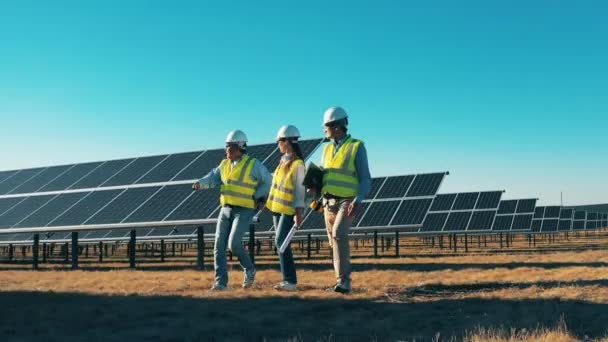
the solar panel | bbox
[390,198,433,226]
[405,172,446,197]
[531,219,542,232]
[572,220,586,230]
[430,193,457,211]
[301,210,325,230]
[574,210,586,220]
[48,190,123,226]
[534,206,545,219]
[15,192,88,228]
[70,158,135,189]
[543,206,561,218]
[375,175,414,199]
[541,219,559,232]
[512,214,533,231]
[493,215,514,231]
[136,151,203,184]
[467,210,496,231]
[85,187,161,224]
[515,199,536,213]
[0,197,26,217]
[0,195,56,228]
[452,192,479,210]
[0,170,19,184]
[124,184,193,223]
[497,200,517,214]
[352,202,371,227]
[586,220,597,229]
[475,191,503,209]
[559,208,574,219]
[558,220,572,231]
[0,168,45,195]
[420,212,449,232]
[101,155,168,187]
[39,162,104,192]
[9,164,74,195]
[367,177,386,199]
[443,211,472,231]
[164,188,221,221]
[358,201,400,227]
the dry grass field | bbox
[1,232,608,341]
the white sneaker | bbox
[273,281,297,291]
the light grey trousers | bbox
[324,199,354,285]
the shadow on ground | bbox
[1,290,607,341]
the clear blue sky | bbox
[1,0,606,205]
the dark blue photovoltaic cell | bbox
[0,195,56,228]
[475,191,502,209]
[430,193,457,211]
[512,214,533,231]
[493,215,514,231]
[15,192,89,228]
[375,176,414,199]
[359,201,400,227]
[559,208,574,219]
[586,221,597,229]
[390,198,433,226]
[367,177,386,199]
[247,143,279,167]
[0,170,19,184]
[558,220,572,231]
[165,188,220,221]
[70,159,135,189]
[105,230,130,238]
[467,210,496,231]
[420,212,449,232]
[40,162,104,192]
[102,155,167,187]
[136,151,203,184]
[587,213,598,220]
[0,197,26,216]
[452,193,479,210]
[534,207,545,219]
[172,149,225,181]
[574,211,586,220]
[86,187,161,224]
[443,211,472,231]
[9,165,73,194]
[531,219,542,232]
[573,220,585,230]
[543,206,561,218]
[49,190,123,226]
[405,173,446,197]
[352,202,371,227]
[0,168,45,195]
[301,210,325,230]
[541,219,559,232]
[515,199,537,213]
[497,200,517,214]
[124,184,192,223]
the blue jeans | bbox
[273,213,297,284]
[214,206,255,287]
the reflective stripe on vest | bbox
[321,137,361,198]
[219,155,258,209]
[266,159,304,215]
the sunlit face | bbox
[324,122,339,139]
[277,138,288,154]
[225,144,242,161]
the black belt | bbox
[323,193,349,200]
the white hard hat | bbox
[276,125,301,140]
[323,106,348,125]
[225,130,248,145]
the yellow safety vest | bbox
[219,155,258,209]
[266,159,304,215]
[321,136,361,198]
